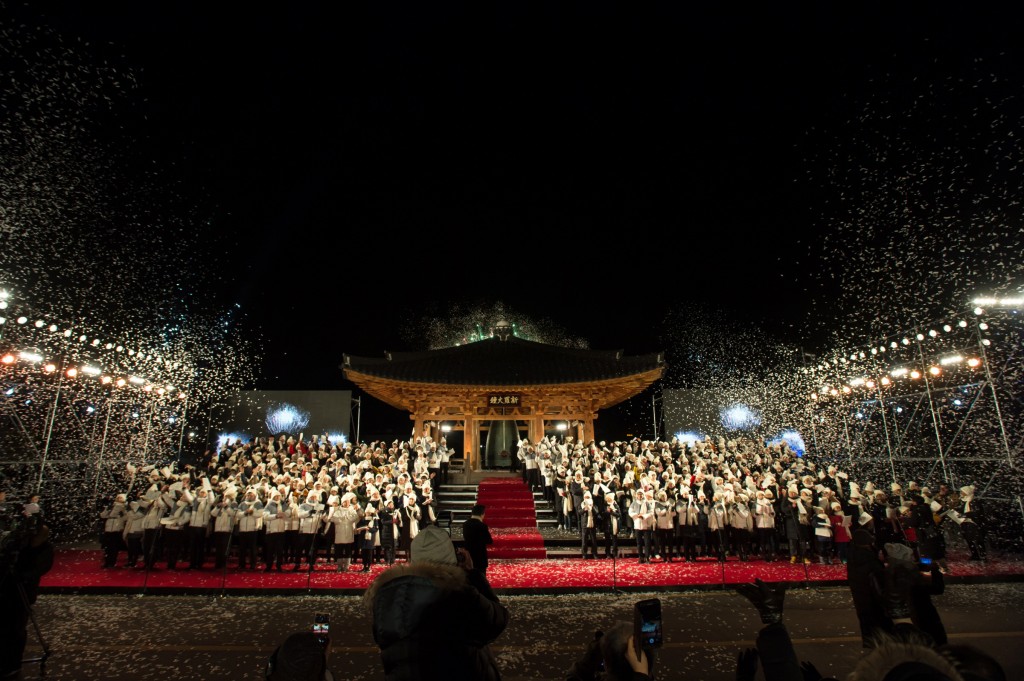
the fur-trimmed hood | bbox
[847,636,964,681]
[362,561,468,612]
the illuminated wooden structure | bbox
[342,324,665,474]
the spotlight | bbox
[929,366,941,376]
[34,320,44,328]
[974,307,984,315]
[880,376,891,386]
[42,363,56,373]
[1,353,14,364]
[65,367,77,378]
[958,320,967,328]
[979,322,989,330]
[116,378,126,387]
[928,330,938,337]
[910,370,921,379]
[967,358,981,367]
[916,333,924,341]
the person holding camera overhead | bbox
[565,623,652,681]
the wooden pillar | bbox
[466,416,477,472]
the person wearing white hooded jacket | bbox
[138,482,169,569]
[236,489,264,569]
[184,487,215,569]
[122,501,146,568]
[263,491,288,571]
[297,491,324,571]
[210,491,237,569]
[99,494,128,568]
[163,496,191,570]
[331,493,360,572]
[957,485,987,561]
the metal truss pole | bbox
[976,325,1014,469]
[914,328,949,482]
[37,367,65,493]
[91,398,116,506]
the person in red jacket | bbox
[829,502,852,564]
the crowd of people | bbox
[4,428,1011,681]
[515,435,988,568]
[97,434,457,573]
[93,431,991,575]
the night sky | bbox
[3,3,1023,437]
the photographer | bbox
[0,518,54,679]
[565,624,651,681]
[265,631,335,681]
[362,524,508,680]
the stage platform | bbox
[40,546,1024,596]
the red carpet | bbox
[40,549,1024,594]
[474,478,547,558]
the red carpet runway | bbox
[41,548,1024,595]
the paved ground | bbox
[13,582,1024,680]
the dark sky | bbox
[5,3,1024,437]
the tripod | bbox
[18,578,50,673]
[0,564,51,677]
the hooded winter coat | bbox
[363,561,509,681]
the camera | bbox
[311,612,330,647]
[633,597,663,658]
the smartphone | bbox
[633,598,663,658]
[919,556,933,571]
[312,612,330,647]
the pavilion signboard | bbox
[487,392,521,407]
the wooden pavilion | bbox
[341,322,665,474]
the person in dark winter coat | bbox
[363,524,509,681]
[882,542,948,646]
[846,529,893,648]
[0,522,54,679]
[461,504,494,575]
